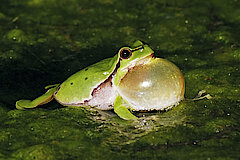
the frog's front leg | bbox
[114,95,138,120]
[16,84,60,110]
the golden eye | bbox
[120,48,132,59]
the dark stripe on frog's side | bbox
[90,61,120,96]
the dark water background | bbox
[0,0,239,159]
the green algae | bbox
[12,144,55,160]
[0,0,240,159]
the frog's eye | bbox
[120,48,132,59]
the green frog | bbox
[16,40,185,120]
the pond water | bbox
[0,0,239,159]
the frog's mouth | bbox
[135,53,155,66]
[121,53,155,71]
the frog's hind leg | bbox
[16,84,60,110]
[114,95,138,120]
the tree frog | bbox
[16,40,185,120]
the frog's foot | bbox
[16,84,60,110]
[192,90,212,101]
[114,95,138,120]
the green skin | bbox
[16,40,154,120]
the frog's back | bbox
[55,55,119,105]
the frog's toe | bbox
[16,100,35,110]
[114,105,138,120]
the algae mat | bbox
[0,0,239,159]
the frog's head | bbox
[113,40,155,85]
[117,40,154,71]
